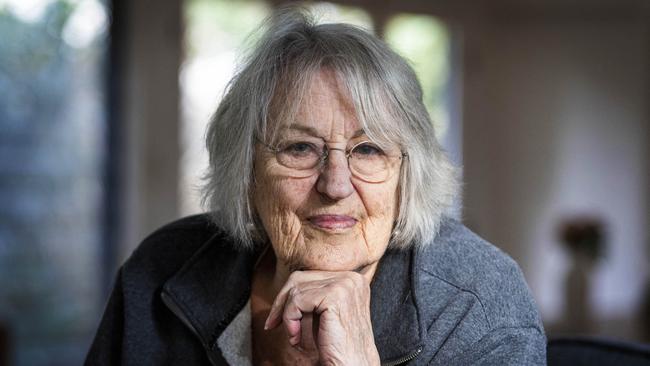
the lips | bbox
[307,214,357,230]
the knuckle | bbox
[287,271,301,285]
[288,286,301,300]
[331,283,349,298]
[340,275,357,290]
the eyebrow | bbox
[283,123,366,139]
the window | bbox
[0,0,108,364]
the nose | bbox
[316,149,355,200]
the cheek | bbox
[255,174,312,214]
[357,180,399,221]
[355,179,400,252]
[253,162,316,259]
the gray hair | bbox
[202,6,458,250]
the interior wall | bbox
[462,17,649,338]
[117,0,182,262]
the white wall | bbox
[462,18,649,338]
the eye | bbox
[281,142,319,157]
[352,142,385,157]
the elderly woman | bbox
[86,7,546,366]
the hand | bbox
[264,270,381,366]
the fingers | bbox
[262,270,378,364]
[283,290,304,345]
[264,271,369,336]
[264,271,337,330]
[281,287,322,346]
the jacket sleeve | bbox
[434,326,547,366]
[85,269,125,366]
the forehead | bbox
[266,68,401,149]
[283,69,361,137]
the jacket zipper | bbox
[161,291,221,366]
[381,347,423,366]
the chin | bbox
[290,243,369,273]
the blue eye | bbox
[289,143,311,152]
[281,142,318,157]
[353,143,384,156]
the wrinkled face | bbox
[252,70,401,272]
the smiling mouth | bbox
[307,214,357,230]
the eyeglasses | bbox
[258,138,407,183]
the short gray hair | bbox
[202,6,458,250]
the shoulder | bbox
[138,213,220,248]
[415,218,543,332]
[412,219,546,364]
[121,214,228,286]
[90,216,239,364]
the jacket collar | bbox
[370,247,425,362]
[162,233,424,364]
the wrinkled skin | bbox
[251,70,401,365]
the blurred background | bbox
[0,0,648,364]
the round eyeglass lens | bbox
[349,142,392,182]
[276,142,322,171]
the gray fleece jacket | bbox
[86,214,546,365]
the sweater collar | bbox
[162,233,424,364]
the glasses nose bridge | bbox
[320,145,351,169]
